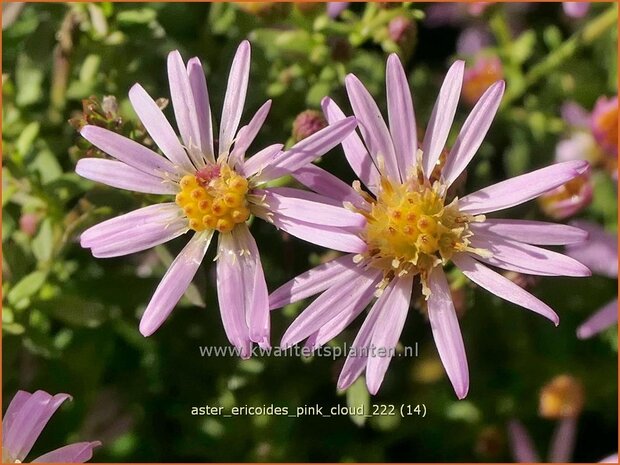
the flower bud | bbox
[388,16,416,49]
[19,212,39,237]
[292,110,327,142]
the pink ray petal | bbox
[269,254,359,310]
[321,97,380,193]
[577,298,618,339]
[216,232,252,358]
[80,125,176,177]
[5,391,72,463]
[32,441,101,463]
[268,214,367,254]
[128,83,194,172]
[168,50,203,167]
[229,100,272,168]
[281,269,380,348]
[139,231,213,337]
[292,164,367,209]
[345,73,399,181]
[366,274,413,394]
[567,221,618,278]
[187,57,214,161]
[386,53,417,181]
[427,266,469,399]
[508,419,541,462]
[263,188,366,228]
[441,80,504,186]
[459,160,588,215]
[242,144,283,178]
[233,225,270,346]
[422,60,465,177]
[76,159,177,195]
[469,234,591,277]
[470,219,587,245]
[453,253,559,325]
[219,40,251,157]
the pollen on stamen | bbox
[175,165,252,233]
[358,175,474,284]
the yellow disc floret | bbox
[361,176,474,287]
[176,164,251,233]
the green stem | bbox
[503,5,617,106]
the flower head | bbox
[2,390,100,463]
[77,41,357,356]
[270,54,590,398]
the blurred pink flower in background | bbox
[462,55,504,106]
[538,166,593,220]
[591,95,618,158]
[2,390,100,463]
[539,96,618,219]
[563,2,591,18]
[19,212,39,237]
[566,220,618,339]
[327,2,349,19]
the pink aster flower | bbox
[270,54,590,398]
[566,221,618,339]
[76,41,357,356]
[2,390,100,463]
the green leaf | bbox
[116,8,157,25]
[510,30,536,65]
[16,121,40,157]
[30,149,63,184]
[346,376,370,427]
[15,53,44,106]
[306,81,332,106]
[40,295,108,328]
[32,218,54,263]
[79,54,102,84]
[2,211,16,242]
[7,270,48,305]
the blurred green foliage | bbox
[2,2,618,462]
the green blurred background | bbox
[2,2,617,462]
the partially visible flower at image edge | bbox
[2,390,100,463]
[566,220,618,339]
[270,54,590,398]
[76,41,359,356]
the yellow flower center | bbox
[175,164,251,233]
[359,176,473,290]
